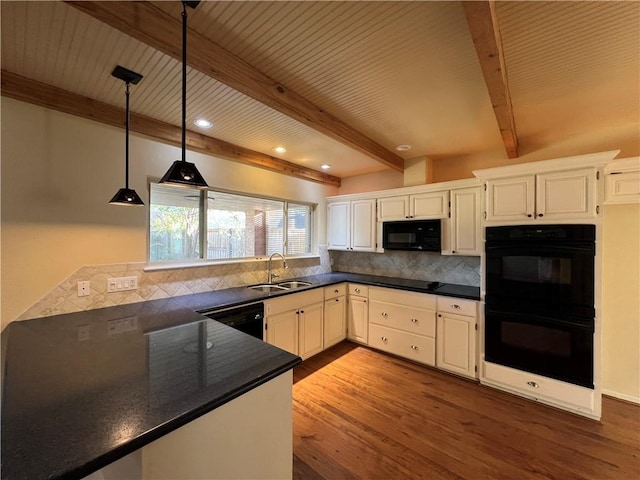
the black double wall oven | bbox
[484,224,596,388]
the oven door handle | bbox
[486,243,594,255]
[485,308,594,331]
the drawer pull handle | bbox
[334,289,339,294]
[411,345,418,350]
[381,336,388,342]
[527,381,539,388]
[410,318,418,323]
[452,304,461,310]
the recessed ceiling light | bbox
[273,146,287,154]
[395,144,412,151]
[320,164,331,170]
[194,118,213,128]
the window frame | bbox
[147,183,316,267]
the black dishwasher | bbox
[200,302,264,340]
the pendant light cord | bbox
[125,81,131,189]
[181,3,187,164]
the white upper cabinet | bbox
[604,157,640,204]
[476,150,619,224]
[378,191,449,221]
[486,169,597,222]
[442,186,482,256]
[327,199,376,251]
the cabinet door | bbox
[410,191,449,219]
[377,196,409,221]
[327,202,350,250]
[266,310,298,356]
[486,175,535,222]
[324,296,346,348]
[348,295,368,344]
[536,168,597,219]
[299,302,324,360]
[350,199,376,252]
[449,186,481,256]
[436,312,476,378]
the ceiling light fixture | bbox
[109,65,145,206]
[395,144,412,152]
[194,118,212,128]
[159,1,208,189]
[320,164,331,170]
[273,146,287,154]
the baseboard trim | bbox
[602,389,640,405]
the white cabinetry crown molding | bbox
[472,150,620,179]
[326,178,479,202]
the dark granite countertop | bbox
[1,272,478,480]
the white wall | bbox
[1,98,337,326]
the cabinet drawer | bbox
[482,361,596,412]
[436,297,477,317]
[348,284,368,296]
[369,300,435,337]
[369,324,435,366]
[324,283,347,300]
[369,286,436,310]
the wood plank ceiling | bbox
[1,1,638,185]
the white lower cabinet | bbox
[368,287,436,366]
[265,289,324,360]
[266,310,298,356]
[436,297,478,379]
[482,361,598,418]
[324,284,347,348]
[347,284,369,344]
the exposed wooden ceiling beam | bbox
[65,0,405,173]
[1,71,341,187]
[462,1,519,159]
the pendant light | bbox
[159,0,208,188]
[110,65,145,206]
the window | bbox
[149,184,313,263]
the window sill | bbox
[144,254,321,272]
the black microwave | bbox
[382,220,441,252]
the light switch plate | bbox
[107,276,138,293]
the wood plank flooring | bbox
[292,342,640,480]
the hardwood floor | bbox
[292,342,640,480]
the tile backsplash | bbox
[17,248,480,321]
[18,249,331,321]
[330,250,481,286]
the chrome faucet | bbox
[267,252,288,284]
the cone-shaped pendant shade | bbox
[110,65,145,206]
[110,188,145,205]
[159,1,208,189]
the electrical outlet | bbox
[107,316,138,335]
[77,281,90,297]
[107,276,138,293]
[77,325,90,341]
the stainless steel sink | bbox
[277,281,312,289]
[247,284,289,292]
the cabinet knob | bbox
[381,336,388,342]
[405,216,410,219]
[452,304,461,310]
[300,310,304,314]
[527,381,539,388]
[355,288,360,294]
[527,214,532,218]
[382,312,388,318]
[410,318,418,323]
[438,314,442,318]
[411,345,418,350]
[335,298,340,302]
[537,213,544,217]
[334,289,339,294]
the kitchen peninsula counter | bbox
[1,272,478,479]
